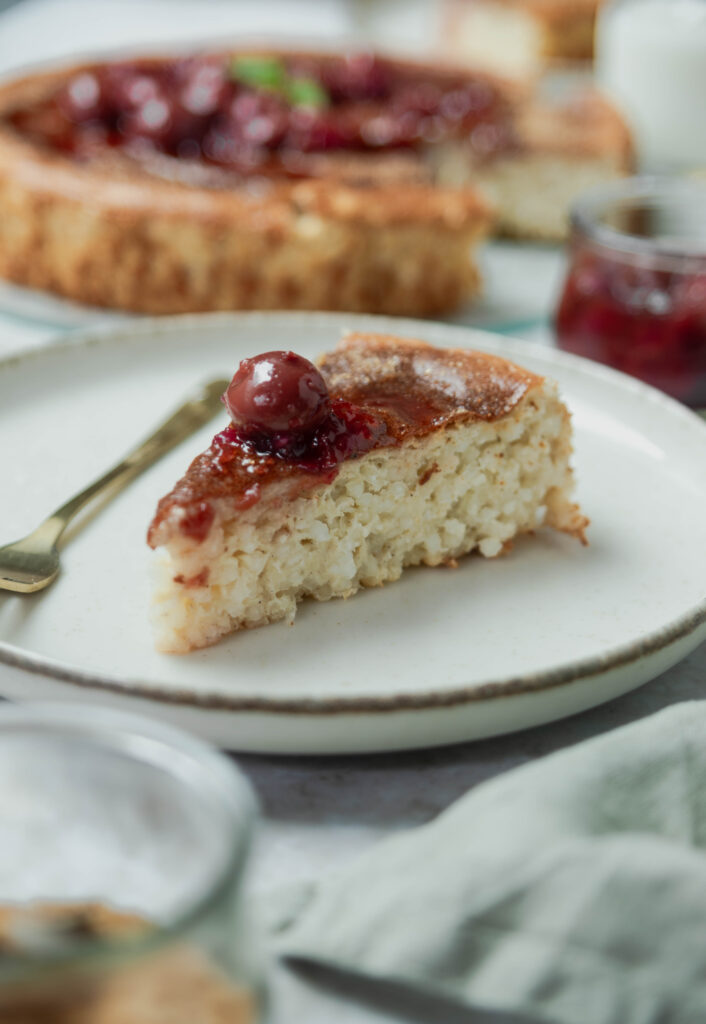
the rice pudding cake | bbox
[0,47,630,316]
[444,0,603,80]
[147,333,588,653]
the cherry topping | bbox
[18,54,510,169]
[318,54,390,102]
[223,351,331,434]
[180,62,229,117]
[58,72,108,123]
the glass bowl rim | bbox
[570,175,706,263]
[0,701,257,984]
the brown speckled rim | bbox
[1,607,705,715]
[1,311,705,716]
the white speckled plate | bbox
[0,312,704,754]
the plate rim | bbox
[1,310,705,716]
[1,608,704,715]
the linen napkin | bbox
[272,702,706,1023]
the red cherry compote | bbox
[556,250,706,407]
[9,52,511,174]
[219,350,389,475]
[555,183,706,407]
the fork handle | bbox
[42,379,228,545]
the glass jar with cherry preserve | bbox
[555,178,706,408]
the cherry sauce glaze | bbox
[166,348,383,545]
[172,351,390,545]
[9,52,512,174]
[217,350,389,477]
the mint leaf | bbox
[228,55,331,109]
[286,76,330,109]
[229,55,286,91]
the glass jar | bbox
[555,177,706,407]
[0,703,262,1022]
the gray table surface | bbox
[239,637,705,1022]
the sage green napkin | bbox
[273,703,706,1023]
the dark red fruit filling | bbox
[10,53,509,172]
[178,500,215,542]
[223,350,330,433]
[212,398,389,476]
[216,348,390,477]
[555,250,706,407]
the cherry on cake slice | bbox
[147,333,588,653]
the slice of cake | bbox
[147,333,588,653]
[433,89,632,241]
[443,0,603,81]
[468,90,631,240]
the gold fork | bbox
[0,379,228,594]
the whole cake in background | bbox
[0,49,629,315]
[148,332,588,654]
[443,0,604,80]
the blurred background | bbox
[0,0,703,402]
[0,0,438,70]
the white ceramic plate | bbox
[0,242,563,335]
[0,312,704,754]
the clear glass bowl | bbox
[0,703,261,1022]
[555,177,706,407]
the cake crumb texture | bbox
[151,381,587,653]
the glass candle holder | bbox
[555,177,706,407]
[0,703,261,1022]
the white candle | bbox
[596,0,706,171]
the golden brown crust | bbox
[324,332,542,424]
[0,57,493,317]
[540,8,599,62]
[490,0,601,26]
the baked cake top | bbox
[3,52,515,185]
[321,333,539,427]
[147,333,542,547]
